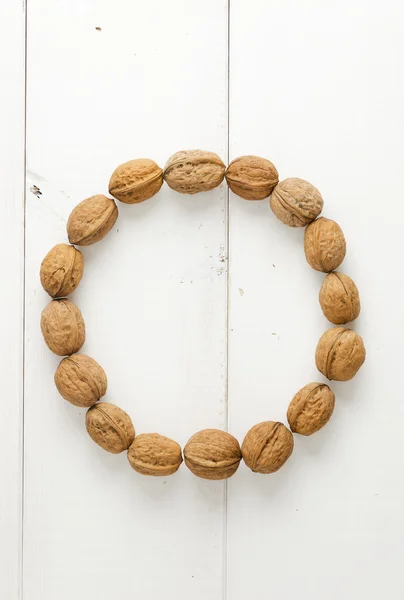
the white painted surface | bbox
[1,0,403,598]
[0,1,25,598]
[227,2,404,599]
[24,2,228,600]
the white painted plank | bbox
[0,1,25,598]
[24,2,228,599]
[228,1,404,599]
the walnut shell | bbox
[40,244,84,298]
[41,299,85,356]
[86,402,135,454]
[184,429,241,480]
[242,422,294,474]
[163,150,225,194]
[109,159,163,204]
[270,178,323,227]
[128,433,182,476]
[319,272,360,324]
[304,217,346,272]
[315,327,366,381]
[54,354,107,407]
[287,383,335,436]
[67,195,118,246]
[225,155,279,200]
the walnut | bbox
[109,159,163,204]
[163,150,225,194]
[225,155,279,200]
[54,354,107,407]
[241,421,294,474]
[67,195,118,246]
[40,243,84,298]
[86,402,135,454]
[315,327,366,381]
[287,383,335,436]
[270,178,323,227]
[304,217,346,272]
[41,299,85,356]
[319,272,360,324]
[127,433,182,476]
[184,429,241,480]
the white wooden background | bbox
[2,0,404,598]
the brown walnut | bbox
[128,433,182,476]
[54,354,107,407]
[40,244,84,298]
[287,383,335,436]
[304,217,346,272]
[270,178,323,227]
[184,429,241,480]
[163,150,225,194]
[242,421,294,474]
[225,155,279,200]
[67,195,118,246]
[315,327,366,381]
[109,159,163,204]
[86,402,135,454]
[319,272,360,324]
[41,299,85,356]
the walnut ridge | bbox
[242,422,294,474]
[164,150,225,194]
[315,327,366,381]
[319,272,360,324]
[41,299,85,356]
[184,429,241,480]
[287,383,335,436]
[67,194,118,246]
[304,217,346,272]
[40,243,84,298]
[86,402,135,454]
[225,155,279,200]
[109,159,163,204]
[128,433,182,476]
[54,354,107,407]
[270,177,323,227]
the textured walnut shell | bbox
[315,327,366,381]
[319,272,360,324]
[41,299,85,356]
[287,383,335,436]
[163,150,225,194]
[270,178,323,227]
[86,402,135,454]
[67,195,118,246]
[40,244,84,298]
[184,429,241,480]
[242,422,294,474]
[128,433,182,476]
[225,155,279,200]
[54,354,107,407]
[304,217,346,272]
[109,159,163,204]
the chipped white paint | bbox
[2,1,404,599]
